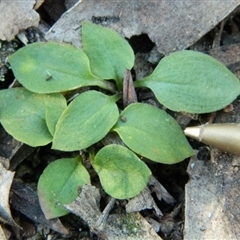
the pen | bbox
[184,123,240,155]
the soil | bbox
[1,1,240,240]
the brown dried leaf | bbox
[126,187,163,216]
[11,180,69,235]
[123,69,138,108]
[0,124,35,171]
[148,176,176,204]
[0,0,39,41]
[185,153,240,239]
[66,185,162,239]
[0,225,11,240]
[0,163,19,228]
[64,184,101,228]
[34,0,45,10]
[105,213,162,240]
[185,92,240,239]
[0,125,20,169]
[46,0,239,54]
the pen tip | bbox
[184,126,201,140]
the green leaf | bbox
[92,144,151,199]
[0,88,66,146]
[8,42,107,93]
[113,103,194,164]
[82,22,135,87]
[38,156,90,219]
[45,100,67,136]
[135,50,240,113]
[52,91,119,151]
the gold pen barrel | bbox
[184,123,240,155]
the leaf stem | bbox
[116,78,123,92]
[88,146,95,163]
[96,80,117,93]
[109,93,121,103]
[133,79,145,88]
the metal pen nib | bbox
[184,123,240,155]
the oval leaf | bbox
[52,91,119,151]
[8,42,103,93]
[135,50,240,113]
[113,103,194,164]
[82,22,135,86]
[38,156,90,219]
[45,100,67,136]
[92,144,151,199]
[0,88,66,146]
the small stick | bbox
[94,197,116,230]
[45,70,54,81]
